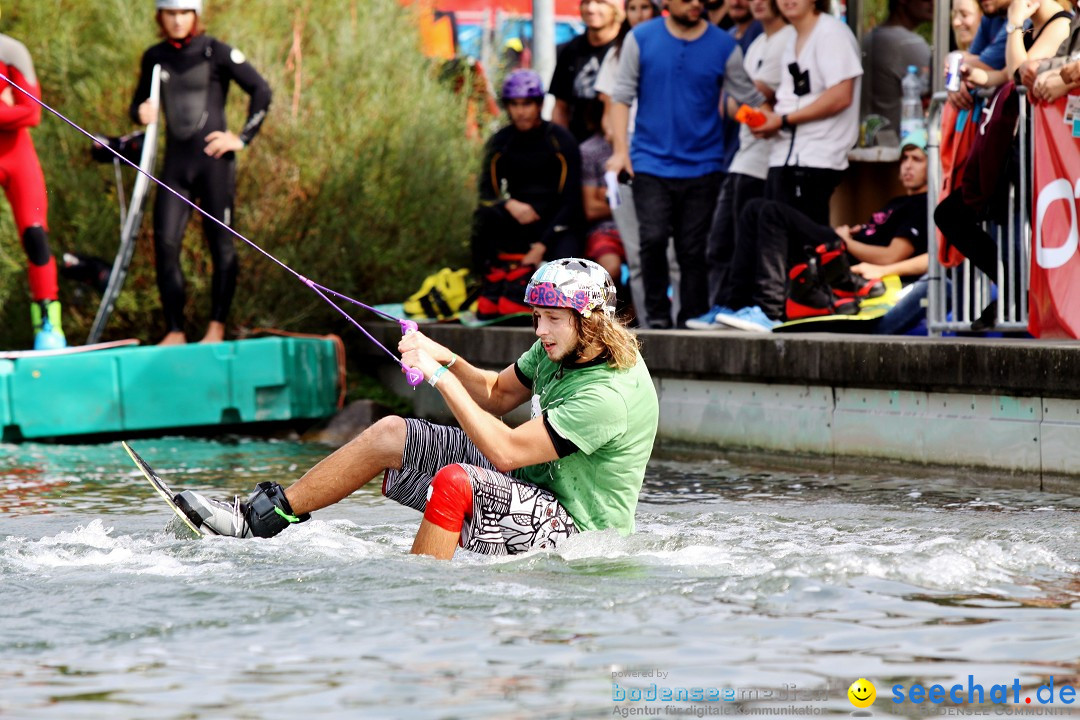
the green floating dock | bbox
[0,337,342,441]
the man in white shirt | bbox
[752,0,862,226]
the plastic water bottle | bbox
[900,65,924,142]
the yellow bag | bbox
[403,267,471,320]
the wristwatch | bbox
[1005,21,1023,34]
[781,114,794,131]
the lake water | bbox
[2,438,1079,719]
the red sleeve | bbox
[0,65,41,130]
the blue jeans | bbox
[873,275,952,336]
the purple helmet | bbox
[501,70,545,101]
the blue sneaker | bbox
[715,306,779,332]
[31,300,67,350]
[34,328,67,350]
[685,305,736,330]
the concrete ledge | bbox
[359,324,1080,398]
[353,323,1080,478]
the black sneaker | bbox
[970,301,998,332]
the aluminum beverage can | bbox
[945,52,964,92]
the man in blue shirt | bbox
[608,0,762,328]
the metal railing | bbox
[925,88,1032,335]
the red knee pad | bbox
[27,255,59,301]
[424,464,473,533]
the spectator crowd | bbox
[468,0,1080,334]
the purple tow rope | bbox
[2,71,425,386]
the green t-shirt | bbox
[515,340,659,534]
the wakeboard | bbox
[375,303,531,327]
[372,303,439,325]
[457,311,532,328]
[87,63,162,344]
[772,306,891,333]
[121,440,203,537]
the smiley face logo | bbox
[848,678,876,708]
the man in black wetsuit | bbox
[131,0,270,345]
[470,69,583,318]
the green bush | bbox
[856,0,933,45]
[0,0,481,348]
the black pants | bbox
[706,172,765,309]
[934,191,1024,319]
[933,192,1001,280]
[632,171,723,327]
[469,204,581,274]
[765,166,843,227]
[154,148,238,333]
[729,199,839,319]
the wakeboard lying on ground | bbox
[773,275,904,334]
[0,338,139,360]
[87,64,161,344]
[457,311,532,328]
[374,303,532,328]
[121,440,202,537]
[772,306,891,333]
[372,303,438,324]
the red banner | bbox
[1030,94,1080,338]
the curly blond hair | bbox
[573,311,641,371]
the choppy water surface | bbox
[2,439,1079,719]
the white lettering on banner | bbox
[1034,178,1080,270]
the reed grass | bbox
[0,0,482,347]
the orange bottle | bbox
[735,104,766,128]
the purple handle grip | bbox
[398,319,422,385]
[403,365,424,387]
[398,320,422,385]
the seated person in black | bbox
[833,133,931,289]
[716,132,929,329]
[471,70,583,318]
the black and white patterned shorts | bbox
[382,418,578,555]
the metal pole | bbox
[1018,85,1030,326]
[926,92,946,335]
[932,0,950,95]
[533,0,556,119]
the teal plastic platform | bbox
[0,337,342,441]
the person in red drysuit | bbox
[0,19,65,349]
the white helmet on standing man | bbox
[156,0,202,12]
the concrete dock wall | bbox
[356,324,1080,482]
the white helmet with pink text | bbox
[524,258,616,320]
